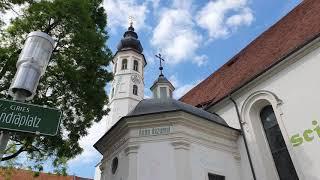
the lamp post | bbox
[0,31,54,160]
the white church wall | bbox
[138,141,176,180]
[101,149,129,180]
[98,111,241,180]
[107,98,140,129]
[210,40,320,179]
[236,137,253,180]
[213,101,240,129]
[190,143,241,180]
[133,117,241,180]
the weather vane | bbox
[128,16,134,27]
[155,53,165,76]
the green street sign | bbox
[0,99,61,136]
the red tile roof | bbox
[0,168,93,180]
[180,0,320,107]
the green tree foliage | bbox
[0,0,29,12]
[0,0,113,171]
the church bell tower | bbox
[106,23,146,129]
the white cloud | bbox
[169,74,200,99]
[144,51,157,65]
[196,0,254,39]
[151,0,254,65]
[103,0,149,32]
[172,0,193,10]
[226,8,253,27]
[193,55,208,66]
[174,83,196,99]
[151,8,202,64]
[169,74,180,87]
[68,119,106,165]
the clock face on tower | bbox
[131,74,141,84]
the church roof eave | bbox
[93,99,240,154]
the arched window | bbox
[260,105,298,180]
[122,59,127,70]
[133,85,138,95]
[133,60,139,71]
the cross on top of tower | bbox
[155,53,165,76]
[129,16,134,27]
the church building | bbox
[94,1,320,180]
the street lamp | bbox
[9,31,55,100]
[0,31,55,160]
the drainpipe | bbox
[229,95,257,180]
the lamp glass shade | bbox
[17,31,54,75]
[9,32,54,99]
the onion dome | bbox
[116,25,143,53]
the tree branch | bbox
[52,35,61,53]
[1,146,26,161]
[44,20,59,34]
[4,143,21,153]
[0,59,10,79]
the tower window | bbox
[114,63,117,73]
[160,87,167,98]
[122,59,127,70]
[133,85,138,95]
[208,173,225,180]
[133,60,139,71]
[260,105,299,180]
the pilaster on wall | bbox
[171,140,192,180]
[125,144,139,180]
[99,159,106,180]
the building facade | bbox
[94,1,320,180]
[181,1,320,179]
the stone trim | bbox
[124,144,139,156]
[171,140,190,150]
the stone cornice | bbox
[124,144,140,156]
[171,140,190,150]
[96,110,240,158]
[126,111,239,141]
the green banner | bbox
[0,99,61,136]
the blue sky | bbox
[67,0,301,178]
